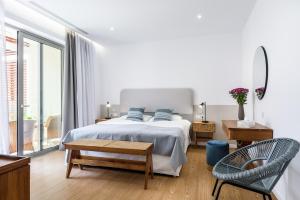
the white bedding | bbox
[67,117,191,176]
[99,116,191,151]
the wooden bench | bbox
[64,139,154,189]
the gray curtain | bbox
[60,31,96,149]
[60,32,78,149]
[75,35,96,128]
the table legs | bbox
[237,140,252,149]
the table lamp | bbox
[199,102,208,123]
[105,101,111,119]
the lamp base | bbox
[105,117,111,119]
[201,120,209,123]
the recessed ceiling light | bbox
[197,14,202,19]
[109,27,115,31]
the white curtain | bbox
[0,0,10,154]
[75,34,96,127]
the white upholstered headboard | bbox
[120,88,194,115]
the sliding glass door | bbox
[42,44,62,149]
[5,26,63,156]
[18,36,41,154]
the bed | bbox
[63,88,194,176]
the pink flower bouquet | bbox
[229,88,249,105]
[255,87,265,99]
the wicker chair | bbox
[212,138,300,200]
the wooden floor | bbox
[31,146,277,200]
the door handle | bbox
[20,104,30,108]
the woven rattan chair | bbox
[212,138,300,200]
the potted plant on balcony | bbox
[229,88,249,120]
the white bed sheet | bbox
[99,117,191,151]
[67,117,191,176]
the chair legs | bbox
[263,194,266,200]
[263,194,272,200]
[212,180,272,200]
[214,181,227,200]
[212,179,219,196]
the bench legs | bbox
[144,151,153,189]
[150,152,154,179]
[65,149,153,189]
[66,150,80,178]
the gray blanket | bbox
[62,124,187,170]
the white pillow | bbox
[120,114,152,122]
[120,115,127,119]
[148,117,154,122]
[143,115,153,122]
[172,114,183,121]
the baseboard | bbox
[272,190,281,200]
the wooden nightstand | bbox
[95,118,110,123]
[192,121,216,145]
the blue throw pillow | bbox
[153,109,173,121]
[126,107,145,121]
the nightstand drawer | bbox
[193,121,216,144]
[195,132,213,138]
[193,123,216,132]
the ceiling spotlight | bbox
[197,14,202,19]
[109,27,115,31]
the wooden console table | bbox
[222,120,273,148]
[0,155,30,200]
[64,139,154,189]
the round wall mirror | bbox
[253,46,268,100]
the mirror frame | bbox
[254,46,269,100]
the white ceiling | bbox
[22,0,256,45]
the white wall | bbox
[241,0,300,199]
[98,33,243,105]
[94,43,106,116]
[3,0,65,44]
